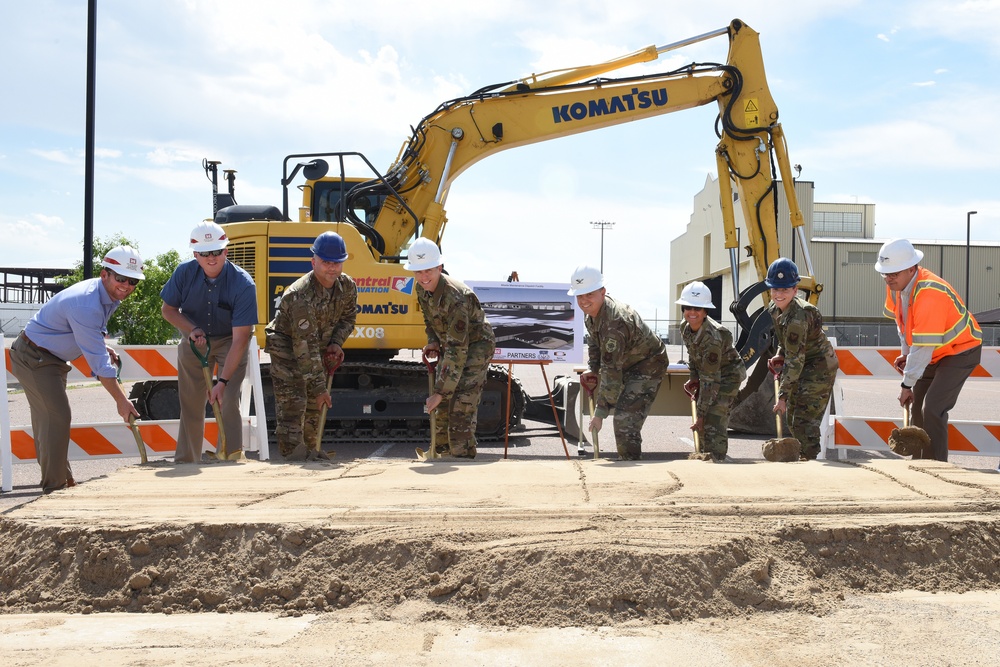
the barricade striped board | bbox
[1,340,270,492]
[5,345,183,382]
[832,417,1000,456]
[834,347,1000,379]
[6,419,246,462]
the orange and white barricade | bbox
[822,347,1000,459]
[1,339,270,492]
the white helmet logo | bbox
[879,255,889,263]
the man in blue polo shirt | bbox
[9,246,145,493]
[161,221,257,462]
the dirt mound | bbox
[3,516,999,626]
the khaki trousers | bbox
[912,345,982,462]
[174,336,248,462]
[9,335,74,493]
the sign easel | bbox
[502,360,570,460]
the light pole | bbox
[966,210,977,307]
[590,220,615,272]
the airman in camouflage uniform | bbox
[407,238,494,458]
[766,258,838,460]
[265,233,357,459]
[570,266,669,461]
[677,281,746,461]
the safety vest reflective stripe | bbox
[833,417,1000,455]
[883,268,982,363]
[6,420,235,462]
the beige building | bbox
[669,175,1000,345]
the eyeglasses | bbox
[197,249,225,257]
[880,271,902,279]
[107,270,139,286]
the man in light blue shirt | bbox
[161,221,257,462]
[9,246,145,494]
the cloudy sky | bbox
[2,0,998,320]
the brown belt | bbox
[19,331,55,356]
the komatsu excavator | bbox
[130,18,821,442]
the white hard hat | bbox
[567,266,604,296]
[675,281,714,308]
[101,245,145,280]
[189,220,229,251]
[403,237,444,271]
[874,238,923,274]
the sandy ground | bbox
[4,347,1000,665]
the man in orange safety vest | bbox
[876,238,983,462]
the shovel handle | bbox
[114,357,148,464]
[691,398,701,454]
[315,370,335,452]
[422,350,438,459]
[584,386,600,459]
[189,337,211,368]
[774,376,784,438]
[903,403,910,429]
[193,346,227,459]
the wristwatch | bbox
[900,381,911,389]
[218,377,230,385]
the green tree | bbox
[57,234,182,344]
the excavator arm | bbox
[336,19,819,317]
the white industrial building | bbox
[669,175,1000,346]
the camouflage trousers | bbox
[269,355,323,457]
[785,364,838,459]
[433,343,492,458]
[698,382,741,458]
[612,357,667,460]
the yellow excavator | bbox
[131,19,820,441]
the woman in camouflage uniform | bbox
[765,258,839,460]
[676,281,746,462]
[406,238,495,459]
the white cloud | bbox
[0,213,78,267]
[29,149,78,166]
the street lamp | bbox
[590,220,616,272]
[966,210,977,307]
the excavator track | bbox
[130,360,527,444]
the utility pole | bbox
[83,0,97,278]
[966,210,977,307]
[590,220,615,273]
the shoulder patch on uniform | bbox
[707,352,719,365]
[604,338,618,353]
[297,318,310,330]
[787,331,800,345]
